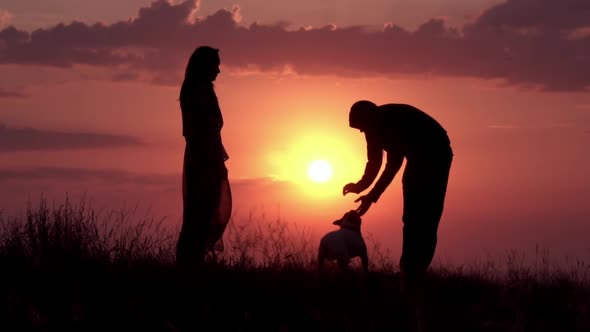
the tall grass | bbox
[0,195,175,267]
[0,195,399,272]
[1,196,589,331]
[2,195,590,282]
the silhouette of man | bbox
[343,100,453,279]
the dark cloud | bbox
[0,124,144,151]
[0,167,305,228]
[0,167,173,185]
[0,0,588,91]
[230,176,296,194]
[474,0,590,31]
[0,167,179,219]
[0,167,291,197]
[111,71,140,82]
[0,88,26,98]
[0,9,12,29]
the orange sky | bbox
[1,0,590,266]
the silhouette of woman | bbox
[176,46,232,268]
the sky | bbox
[1,0,589,267]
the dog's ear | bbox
[332,211,349,225]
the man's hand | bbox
[354,195,373,216]
[343,182,360,196]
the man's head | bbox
[349,100,378,131]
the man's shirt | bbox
[357,104,451,202]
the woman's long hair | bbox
[179,46,219,104]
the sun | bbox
[307,160,333,183]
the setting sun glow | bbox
[307,160,333,183]
[266,128,365,199]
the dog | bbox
[318,210,368,272]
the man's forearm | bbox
[356,139,382,191]
[356,159,381,191]
[367,154,403,202]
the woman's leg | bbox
[176,148,221,267]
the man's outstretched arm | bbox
[345,134,382,195]
[353,150,404,216]
[366,151,404,203]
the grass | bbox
[0,196,589,331]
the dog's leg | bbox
[337,257,350,272]
[317,252,326,273]
[361,251,369,273]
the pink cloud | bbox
[0,87,26,98]
[0,9,12,29]
[0,0,588,91]
[567,26,590,40]
[473,0,590,31]
[0,124,144,151]
[111,71,140,82]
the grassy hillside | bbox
[1,197,589,331]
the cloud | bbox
[0,167,173,185]
[0,124,144,151]
[0,162,298,193]
[0,168,295,210]
[111,71,140,82]
[0,9,12,29]
[0,167,180,220]
[0,166,291,192]
[0,166,302,204]
[0,167,314,229]
[0,0,588,91]
[230,176,296,194]
[487,124,518,130]
[0,87,26,98]
[487,123,578,131]
[473,0,590,31]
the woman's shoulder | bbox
[181,83,217,107]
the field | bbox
[1,197,589,331]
